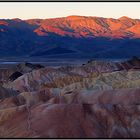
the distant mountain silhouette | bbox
[0,15,140,58]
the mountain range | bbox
[1,15,140,58]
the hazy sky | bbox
[0,2,140,20]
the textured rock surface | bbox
[0,86,19,100]
[7,67,140,94]
[1,59,140,138]
[0,88,140,138]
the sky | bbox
[0,2,140,20]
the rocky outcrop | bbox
[16,62,44,73]
[5,67,83,92]
[61,70,140,94]
[7,67,140,94]
[0,68,15,84]
[1,58,140,138]
[9,71,23,81]
[0,88,140,138]
[0,86,19,100]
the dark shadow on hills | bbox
[0,19,140,59]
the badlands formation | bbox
[0,57,140,138]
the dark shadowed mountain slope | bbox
[0,16,140,58]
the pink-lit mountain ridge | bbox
[0,15,140,58]
[26,15,140,38]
